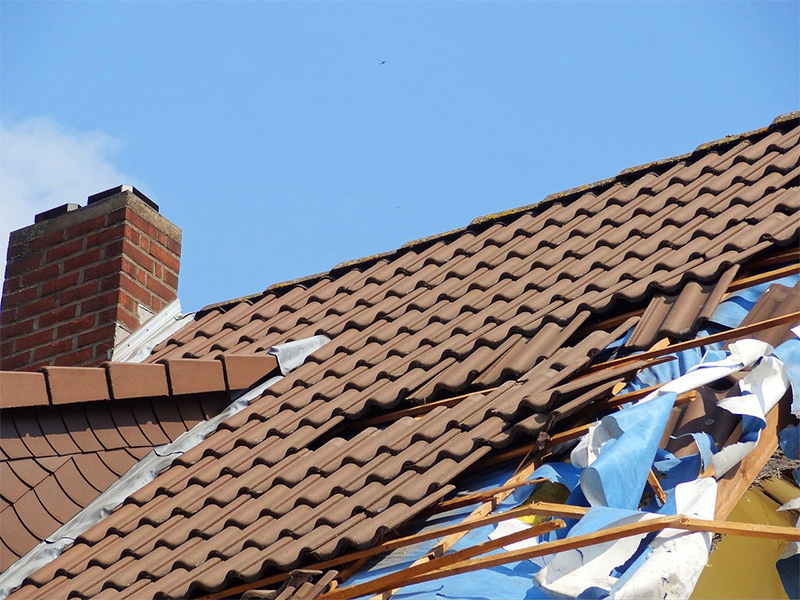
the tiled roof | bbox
[6,113,800,599]
[0,355,278,409]
[0,355,279,570]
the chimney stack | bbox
[0,186,182,370]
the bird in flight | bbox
[379,60,386,65]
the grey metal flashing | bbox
[0,335,330,598]
[111,298,192,363]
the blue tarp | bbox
[709,273,800,329]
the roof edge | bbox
[196,110,799,316]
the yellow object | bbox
[518,481,571,526]
[691,487,795,600]
[759,477,800,508]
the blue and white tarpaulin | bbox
[572,393,676,510]
[532,478,717,599]
[709,273,800,329]
[345,325,797,599]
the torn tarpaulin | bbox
[574,393,676,510]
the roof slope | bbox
[8,113,800,599]
[0,356,279,569]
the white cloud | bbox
[0,116,131,273]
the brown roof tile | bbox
[5,113,799,598]
[42,367,110,405]
[0,373,49,409]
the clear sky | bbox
[1,1,797,312]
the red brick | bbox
[0,352,33,371]
[6,254,43,277]
[28,230,65,251]
[41,271,80,296]
[2,276,22,294]
[0,339,14,356]
[80,291,118,314]
[148,243,180,273]
[57,314,97,337]
[121,239,155,273]
[38,304,77,327]
[53,347,95,367]
[117,308,140,332]
[34,338,74,360]
[1,307,16,322]
[1,317,35,338]
[105,207,127,226]
[119,274,152,306]
[96,308,117,325]
[104,239,124,259]
[84,257,123,281]
[126,209,159,239]
[154,229,166,246]
[119,291,137,312]
[63,247,103,274]
[2,286,38,306]
[17,296,58,319]
[85,224,126,249]
[15,327,55,351]
[78,323,116,346]
[146,273,175,301]
[65,215,105,238]
[6,241,30,261]
[121,257,146,284]
[99,275,119,292]
[128,226,141,247]
[151,297,163,312]
[44,237,85,263]
[20,263,60,287]
[59,280,100,306]
[165,236,182,255]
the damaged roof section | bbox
[0,113,796,600]
[4,114,797,600]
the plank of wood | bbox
[727,261,800,293]
[714,404,781,520]
[429,479,545,513]
[739,247,799,272]
[325,510,800,600]
[324,516,681,600]
[647,469,668,505]
[583,311,800,375]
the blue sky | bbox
[1,1,797,312]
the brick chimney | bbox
[0,186,182,370]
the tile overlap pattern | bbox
[0,393,230,571]
[8,116,800,598]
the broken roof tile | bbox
[3,112,799,599]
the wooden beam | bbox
[429,479,545,513]
[740,247,799,271]
[479,389,698,470]
[359,387,501,428]
[647,470,668,505]
[714,404,781,520]
[582,312,800,375]
[200,501,561,599]
[727,260,800,293]
[325,511,800,600]
[324,516,681,600]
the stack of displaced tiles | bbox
[6,114,799,599]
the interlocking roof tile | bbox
[0,354,280,571]
[3,112,799,599]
